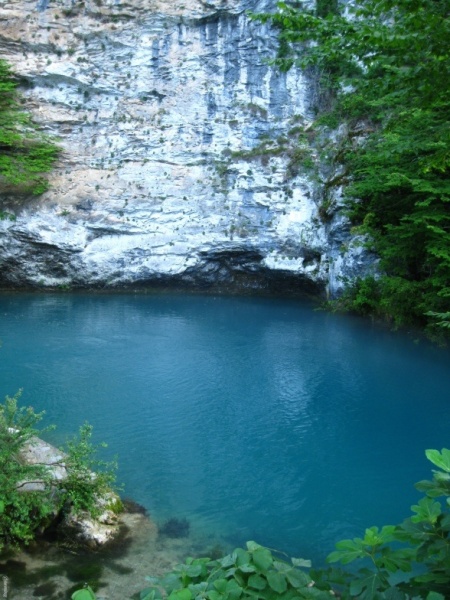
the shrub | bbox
[0,392,118,549]
[136,448,450,600]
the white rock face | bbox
[18,435,67,491]
[0,0,376,296]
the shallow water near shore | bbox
[0,511,229,599]
[0,292,449,597]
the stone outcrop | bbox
[0,0,377,296]
[18,434,122,549]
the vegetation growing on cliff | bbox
[255,0,450,334]
[0,59,59,200]
[0,392,118,550]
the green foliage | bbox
[71,585,97,600]
[0,392,118,550]
[139,540,331,600]
[125,449,450,600]
[254,0,450,334]
[0,391,55,548]
[62,422,118,517]
[318,448,450,598]
[0,59,59,196]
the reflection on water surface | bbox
[0,292,449,596]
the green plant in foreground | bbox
[0,392,118,550]
[62,422,118,517]
[320,448,450,598]
[132,448,449,600]
[0,391,55,548]
[71,584,96,600]
[140,541,324,600]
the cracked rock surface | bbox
[0,0,376,295]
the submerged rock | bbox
[159,517,190,539]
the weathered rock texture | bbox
[18,434,122,548]
[0,0,376,296]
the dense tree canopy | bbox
[256,0,450,334]
[0,59,59,202]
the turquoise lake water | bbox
[0,292,449,566]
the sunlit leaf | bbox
[426,449,450,473]
[411,497,441,524]
[168,588,193,600]
[291,558,311,568]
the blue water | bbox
[0,292,449,565]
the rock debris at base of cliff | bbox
[0,0,377,295]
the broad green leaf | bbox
[225,568,237,578]
[291,558,311,568]
[327,539,365,564]
[426,449,450,473]
[213,580,228,593]
[426,592,445,600]
[186,564,203,578]
[441,513,450,529]
[71,588,96,600]
[266,572,287,593]
[285,568,310,589]
[169,589,193,600]
[349,570,384,597]
[248,575,267,590]
[161,573,183,592]
[252,548,273,571]
[383,588,407,600]
[334,538,363,551]
[140,591,156,600]
[0,500,4,514]
[273,561,291,573]
[433,471,450,483]
[243,590,265,600]
[395,517,430,542]
[225,578,242,600]
[415,479,448,498]
[207,591,223,600]
[234,549,251,567]
[363,525,396,546]
[238,564,256,573]
[246,541,262,552]
[411,497,441,524]
[189,582,208,596]
[221,554,236,568]
[380,547,415,573]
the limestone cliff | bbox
[0,0,376,296]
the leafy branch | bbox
[253,0,450,335]
[0,392,118,550]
